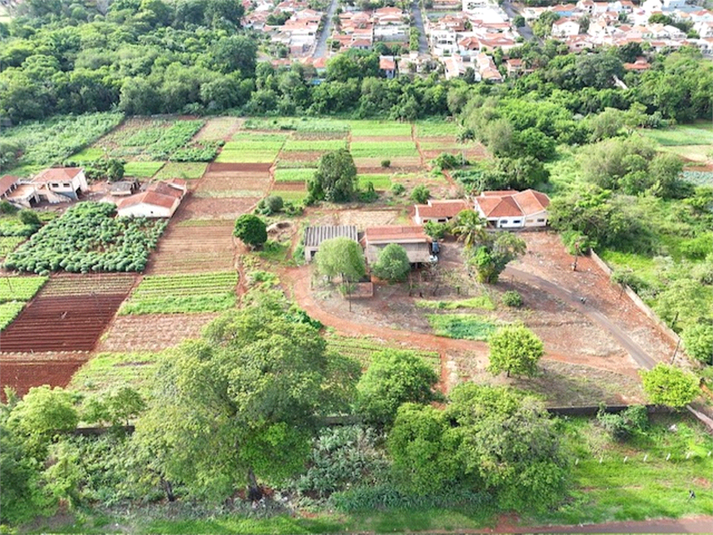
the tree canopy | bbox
[488,325,544,378]
[233,214,267,249]
[133,292,361,501]
[371,243,411,282]
[308,149,357,203]
[640,364,700,409]
[316,237,366,285]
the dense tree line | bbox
[1,1,712,125]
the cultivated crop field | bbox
[194,117,242,141]
[153,162,208,180]
[427,313,497,341]
[326,334,441,373]
[282,139,347,152]
[0,274,135,352]
[120,271,237,315]
[90,118,207,161]
[0,302,26,331]
[69,351,161,397]
[124,161,165,178]
[274,168,315,182]
[0,275,48,330]
[0,112,124,176]
[146,221,236,274]
[4,203,167,274]
[351,120,412,138]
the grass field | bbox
[274,169,315,182]
[427,314,497,340]
[642,123,713,146]
[326,334,441,372]
[272,189,307,202]
[69,147,106,161]
[215,150,279,163]
[153,162,208,180]
[358,174,392,190]
[527,413,713,525]
[124,161,165,177]
[120,272,237,315]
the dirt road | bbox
[504,266,658,370]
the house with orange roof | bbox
[413,199,469,225]
[32,167,88,203]
[116,180,187,218]
[473,189,551,229]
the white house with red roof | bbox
[473,189,551,229]
[552,18,581,37]
[116,180,187,218]
[413,199,469,225]
[32,167,88,203]
[363,226,432,264]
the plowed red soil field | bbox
[0,294,128,352]
[207,162,271,173]
[1,358,86,399]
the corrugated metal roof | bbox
[304,225,359,248]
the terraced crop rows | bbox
[146,222,236,274]
[120,271,237,315]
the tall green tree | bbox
[315,237,366,287]
[356,350,440,427]
[308,149,357,203]
[371,243,410,282]
[468,232,526,283]
[641,364,700,409]
[233,214,267,249]
[451,210,486,250]
[132,293,360,502]
[488,325,544,378]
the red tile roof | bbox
[33,167,83,183]
[365,225,429,243]
[512,189,550,215]
[380,57,396,70]
[415,200,468,219]
[117,190,178,211]
[475,189,550,218]
[0,175,19,197]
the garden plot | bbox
[0,353,89,398]
[326,334,440,373]
[0,237,27,260]
[97,313,221,352]
[90,118,207,161]
[174,196,260,221]
[243,117,350,133]
[421,142,488,161]
[350,120,412,138]
[416,121,461,138]
[282,139,347,152]
[350,140,419,159]
[0,274,135,353]
[274,169,314,183]
[275,152,323,167]
[153,162,208,180]
[120,271,237,315]
[124,161,165,178]
[358,174,392,190]
[146,221,236,274]
[0,112,124,176]
[68,351,162,397]
[0,276,49,330]
[215,133,287,164]
[271,186,308,203]
[194,117,243,141]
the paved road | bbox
[313,0,339,59]
[411,1,430,55]
[502,0,536,42]
[505,266,658,370]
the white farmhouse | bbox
[474,189,551,229]
[552,18,581,37]
[117,180,187,218]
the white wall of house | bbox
[118,200,178,218]
[488,216,525,229]
[524,212,549,227]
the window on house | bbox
[50,182,61,188]
[537,218,545,222]
[62,182,71,188]
[512,220,522,224]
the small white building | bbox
[117,180,187,218]
[474,189,551,229]
[552,18,581,37]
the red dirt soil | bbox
[1,360,86,399]
[207,162,272,173]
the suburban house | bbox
[363,226,432,265]
[413,199,469,225]
[32,167,89,203]
[379,56,397,79]
[473,189,551,229]
[116,179,187,218]
[303,225,359,262]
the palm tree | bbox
[451,209,487,250]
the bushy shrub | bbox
[423,220,448,240]
[433,152,466,170]
[381,159,391,168]
[596,405,649,440]
[0,200,19,214]
[410,185,430,204]
[291,426,388,497]
[501,290,523,307]
[256,195,284,215]
[391,183,406,196]
[562,230,594,255]
[358,181,378,203]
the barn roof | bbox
[304,225,358,248]
[0,175,19,197]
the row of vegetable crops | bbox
[120,271,238,315]
[0,275,48,330]
[3,203,167,274]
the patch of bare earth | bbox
[174,196,259,221]
[98,313,220,352]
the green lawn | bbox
[427,314,497,340]
[154,162,207,180]
[274,169,315,182]
[124,161,165,178]
[326,334,440,372]
[215,150,279,163]
[69,147,106,161]
[272,189,307,202]
[599,249,661,287]
[350,141,419,158]
[641,124,713,146]
[358,174,392,190]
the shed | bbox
[303,225,359,262]
[363,226,431,265]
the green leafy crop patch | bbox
[427,314,497,340]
